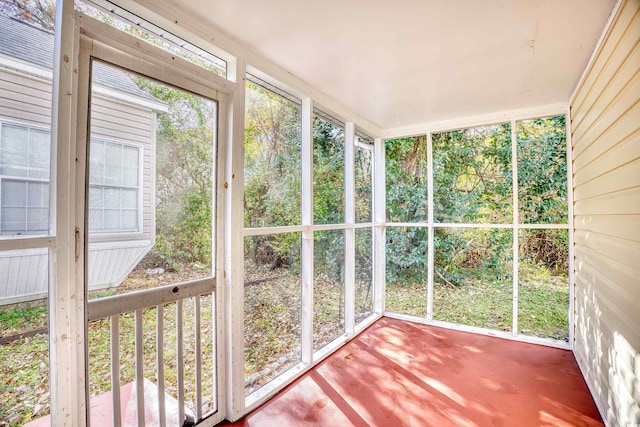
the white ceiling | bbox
[172,0,616,130]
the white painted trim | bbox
[383,103,567,139]
[573,349,610,426]
[373,137,385,314]
[0,236,54,251]
[0,291,48,307]
[426,132,434,321]
[383,312,572,350]
[301,97,313,365]
[566,109,576,349]
[344,122,356,335]
[511,119,519,337]
[243,225,309,236]
[244,312,381,414]
[0,51,169,112]
[50,1,86,423]
[226,58,246,421]
[568,0,624,106]
[0,54,52,82]
[92,84,168,113]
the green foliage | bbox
[517,116,568,223]
[135,78,215,266]
[385,136,429,222]
[313,116,345,224]
[386,227,428,284]
[244,82,301,230]
[432,124,512,223]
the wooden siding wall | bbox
[570,0,640,425]
[0,66,156,305]
[90,95,155,243]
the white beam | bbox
[511,119,520,337]
[301,98,313,363]
[50,0,87,424]
[225,57,246,421]
[373,137,386,314]
[344,122,355,335]
[383,103,567,140]
[426,132,434,321]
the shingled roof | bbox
[0,14,161,104]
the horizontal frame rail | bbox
[87,277,214,321]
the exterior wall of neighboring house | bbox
[570,0,640,425]
[0,54,160,305]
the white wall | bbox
[570,0,640,424]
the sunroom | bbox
[0,0,638,425]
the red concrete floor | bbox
[221,317,603,427]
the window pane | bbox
[518,229,569,340]
[433,124,512,223]
[1,124,28,177]
[244,82,301,228]
[517,116,568,224]
[2,180,26,206]
[89,187,103,208]
[386,226,428,316]
[244,233,301,395]
[122,145,139,166]
[121,189,137,209]
[355,141,373,223]
[355,227,373,322]
[27,207,48,231]
[28,129,50,179]
[104,188,121,207]
[313,230,345,351]
[27,182,49,207]
[104,209,120,230]
[104,143,122,186]
[121,210,138,230]
[433,228,513,331]
[313,115,344,224]
[88,209,104,230]
[386,136,428,223]
[89,140,105,185]
[122,166,138,187]
[1,207,26,233]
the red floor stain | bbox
[221,318,603,427]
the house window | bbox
[0,123,50,236]
[0,125,142,235]
[89,139,140,233]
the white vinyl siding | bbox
[570,0,640,425]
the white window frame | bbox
[0,120,52,237]
[382,108,573,351]
[88,137,143,235]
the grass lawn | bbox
[386,261,569,340]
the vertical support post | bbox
[511,119,519,337]
[110,316,122,427]
[156,305,166,427]
[565,109,575,348]
[344,122,356,335]
[372,137,386,314]
[50,1,87,424]
[225,58,246,421]
[135,309,146,427]
[300,98,314,363]
[426,132,435,321]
